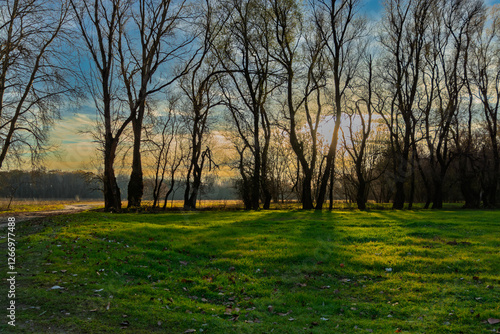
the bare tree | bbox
[467,4,500,207]
[118,0,195,208]
[144,98,185,209]
[70,0,131,212]
[311,0,366,210]
[379,0,433,209]
[0,0,75,169]
[267,128,297,203]
[341,56,387,210]
[216,0,276,210]
[271,0,328,209]
[181,0,224,210]
[422,0,484,209]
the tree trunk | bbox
[488,154,499,207]
[424,194,432,209]
[127,118,144,208]
[316,111,342,210]
[393,147,409,209]
[408,149,416,210]
[184,165,202,210]
[458,155,480,208]
[262,187,272,209]
[302,172,314,209]
[356,179,367,210]
[431,177,443,209]
[103,135,122,212]
[328,166,334,210]
[251,112,261,210]
[393,181,405,209]
[162,182,175,210]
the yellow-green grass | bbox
[0,200,103,214]
[2,209,499,333]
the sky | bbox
[42,0,500,172]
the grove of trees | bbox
[1,0,499,211]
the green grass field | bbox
[0,200,103,214]
[2,209,499,333]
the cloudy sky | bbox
[45,0,500,172]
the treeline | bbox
[0,169,238,203]
[1,0,499,211]
[0,170,102,200]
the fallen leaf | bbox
[321,286,330,289]
[184,330,196,333]
[179,261,189,266]
[278,310,292,316]
[488,318,500,325]
[106,302,110,310]
[288,317,295,321]
[268,305,274,313]
[340,263,344,267]
[120,320,130,326]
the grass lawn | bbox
[0,200,103,214]
[2,209,499,333]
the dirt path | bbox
[0,204,98,228]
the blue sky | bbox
[363,0,500,15]
[46,0,500,171]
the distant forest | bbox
[0,170,237,202]
[0,168,466,206]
